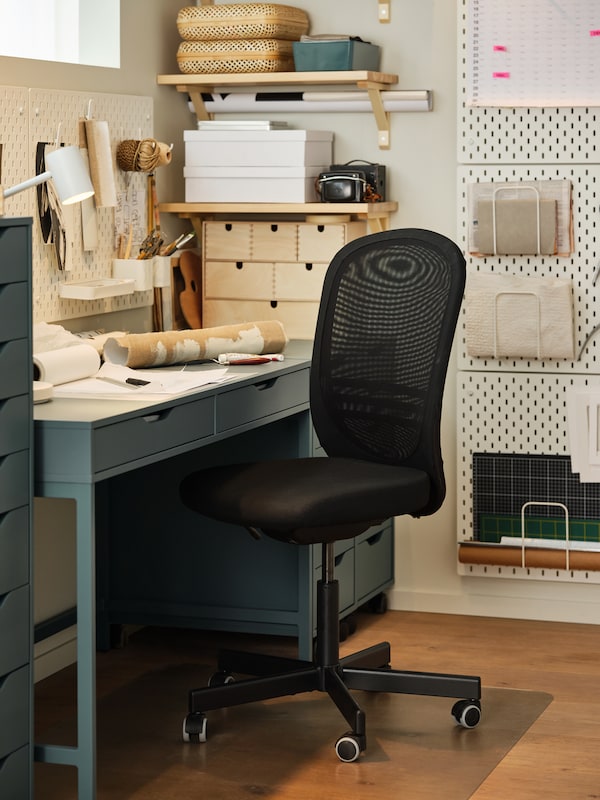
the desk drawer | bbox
[0,340,29,400]
[94,396,215,472]
[0,284,28,343]
[0,743,30,800]
[0,508,28,596]
[217,369,309,431]
[0,396,29,457]
[355,525,394,602]
[274,262,328,301]
[0,587,29,677]
[0,451,29,515]
[0,666,29,760]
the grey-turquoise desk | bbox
[32,340,393,799]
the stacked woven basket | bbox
[176,3,309,74]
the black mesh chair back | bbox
[311,227,465,516]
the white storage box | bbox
[184,129,333,168]
[184,165,323,202]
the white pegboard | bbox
[1,85,155,323]
[456,371,600,583]
[456,0,600,584]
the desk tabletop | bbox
[34,340,312,426]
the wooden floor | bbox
[34,609,600,799]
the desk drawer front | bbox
[204,260,274,300]
[94,396,215,471]
[0,508,28,596]
[0,396,29,457]
[217,369,309,431]
[0,341,29,400]
[0,451,29,515]
[355,525,394,602]
[0,667,29,760]
[0,587,29,676]
[0,284,28,343]
[0,743,29,800]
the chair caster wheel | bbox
[183,713,207,743]
[452,699,481,729]
[208,670,235,687]
[335,732,363,762]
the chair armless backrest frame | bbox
[310,228,466,517]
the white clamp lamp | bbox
[0,145,95,402]
[0,144,95,215]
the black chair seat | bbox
[180,457,431,545]
[178,229,482,762]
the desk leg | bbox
[34,482,97,800]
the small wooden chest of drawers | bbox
[202,220,367,339]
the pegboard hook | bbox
[53,123,62,148]
[86,99,94,120]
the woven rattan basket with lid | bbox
[177,38,295,74]
[177,3,309,42]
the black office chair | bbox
[179,228,481,762]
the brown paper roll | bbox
[84,120,117,207]
[458,543,600,571]
[103,320,288,368]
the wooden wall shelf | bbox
[157,71,400,148]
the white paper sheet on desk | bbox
[52,363,232,400]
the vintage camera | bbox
[316,170,367,202]
[317,160,386,203]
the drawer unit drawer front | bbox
[355,525,394,602]
[204,222,252,260]
[204,261,274,300]
[297,222,367,263]
[0,340,29,400]
[0,587,29,676]
[274,262,328,301]
[217,369,309,431]
[252,222,297,261]
[94,396,215,472]
[0,743,30,800]
[0,666,29,760]
[0,396,29,457]
[0,284,28,343]
[0,225,30,284]
[0,451,29,515]
[203,299,320,341]
[0,508,28,596]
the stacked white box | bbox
[183,129,333,203]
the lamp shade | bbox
[44,146,95,205]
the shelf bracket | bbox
[186,87,211,121]
[365,86,391,149]
[378,0,391,22]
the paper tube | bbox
[458,543,600,571]
[84,120,117,207]
[33,344,101,385]
[103,320,288,368]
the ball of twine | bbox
[116,138,172,172]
